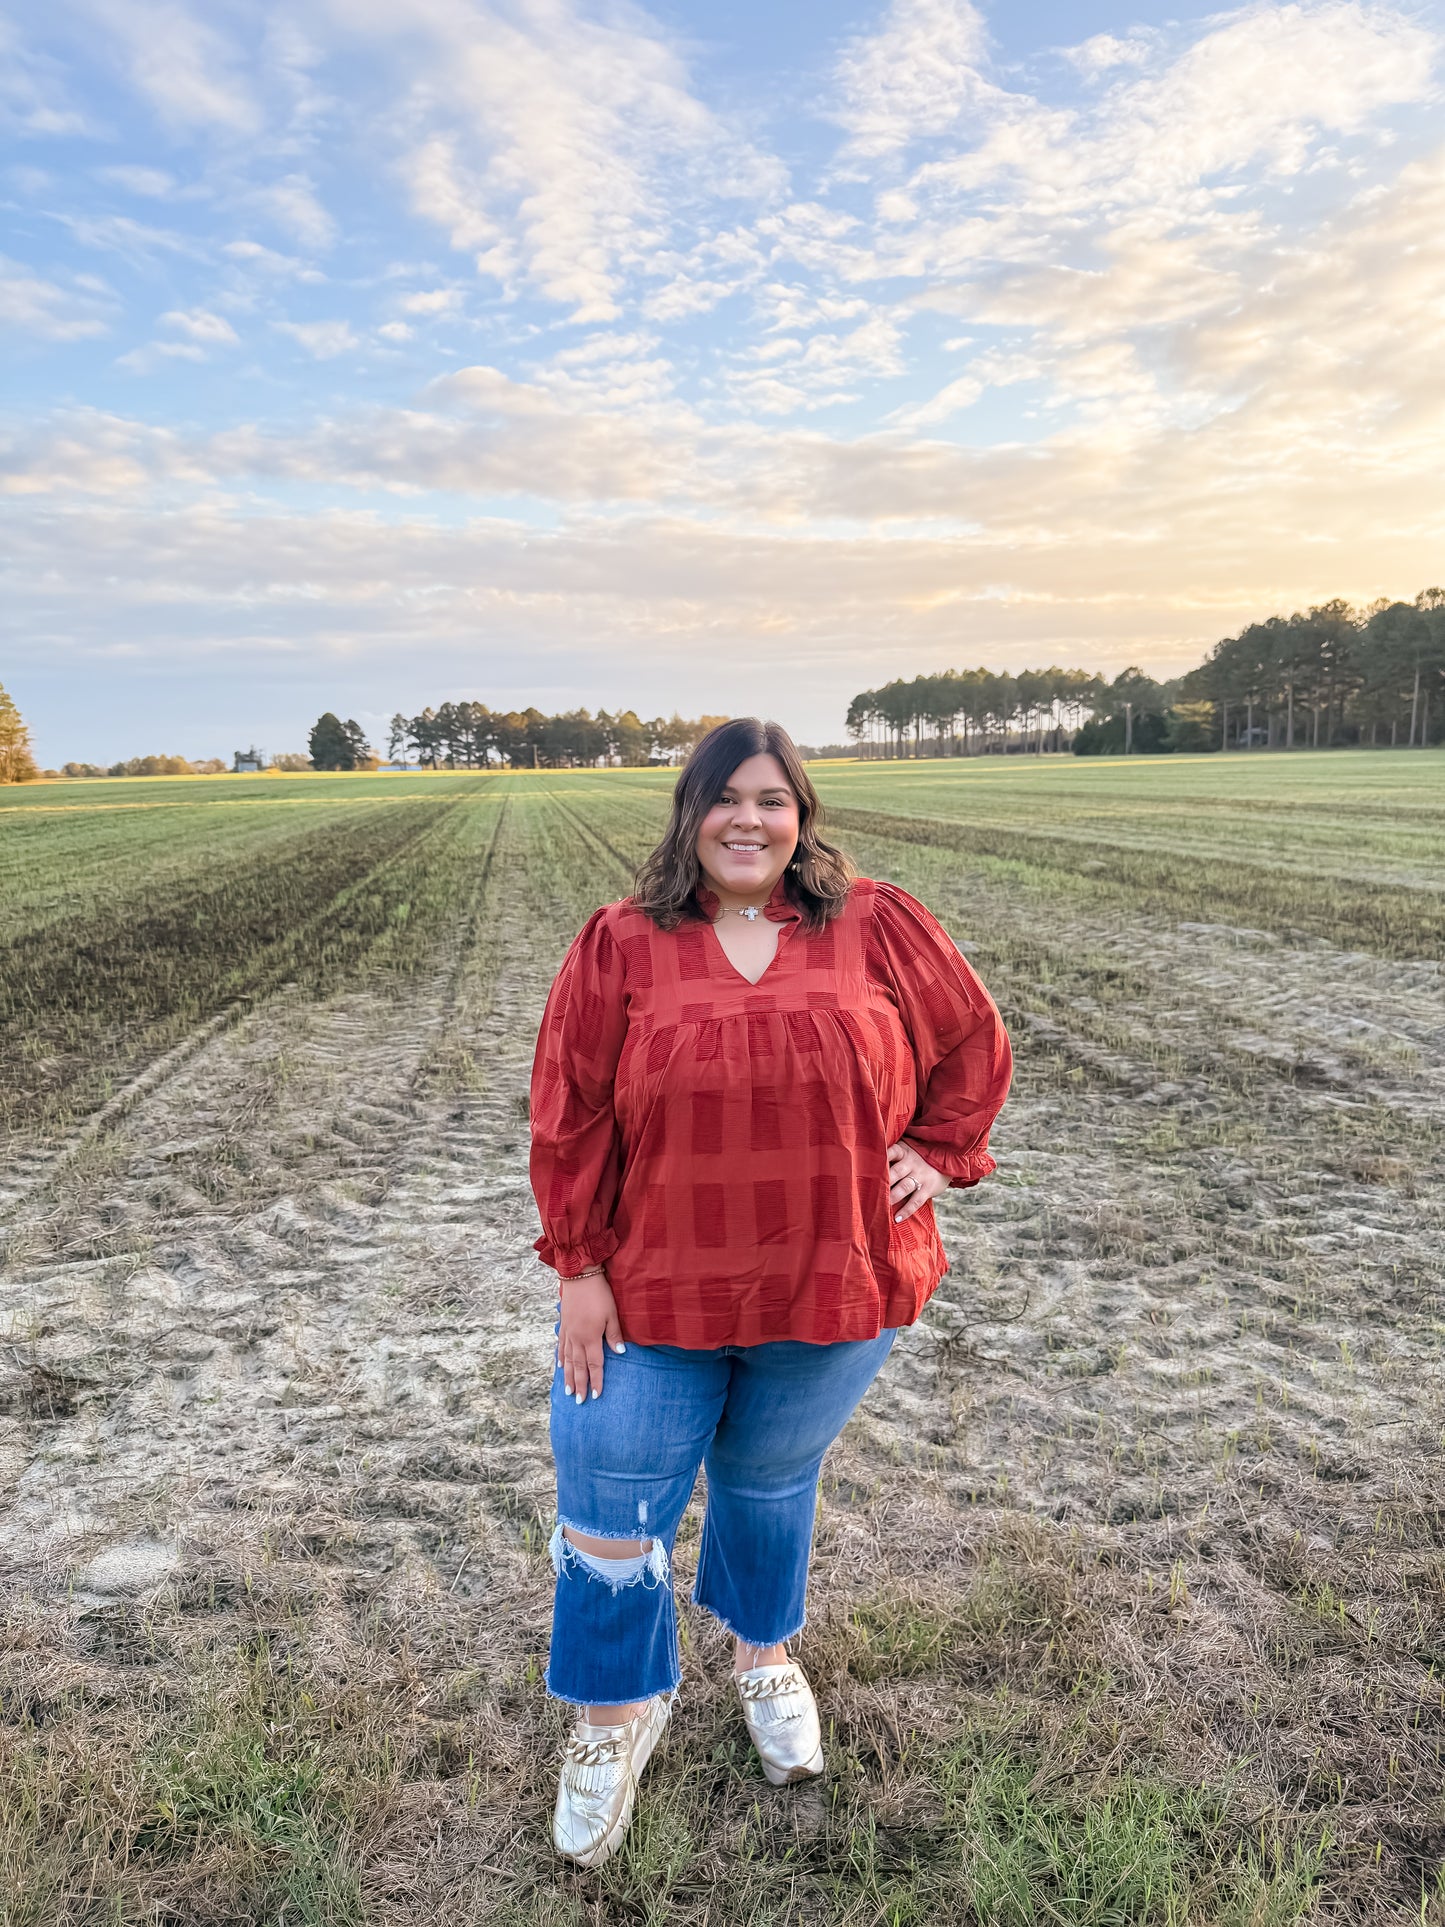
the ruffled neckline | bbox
[695,873,799,924]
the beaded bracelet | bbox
[561,1264,606,1283]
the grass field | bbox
[1,751,1443,1924]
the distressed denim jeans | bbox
[545,1328,897,1707]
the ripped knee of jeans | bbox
[549,1520,670,1594]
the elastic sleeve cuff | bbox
[945,1149,996,1189]
[905,1139,997,1188]
[533,1227,621,1276]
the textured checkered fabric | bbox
[529,876,1012,1347]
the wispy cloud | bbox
[352,0,783,321]
[81,0,260,134]
[0,256,111,339]
[160,306,238,345]
[274,317,359,357]
[0,16,94,136]
[93,162,179,195]
[245,173,335,250]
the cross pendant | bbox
[739,905,760,920]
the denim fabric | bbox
[545,1328,896,1706]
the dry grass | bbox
[1,756,1443,1923]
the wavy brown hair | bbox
[632,718,854,933]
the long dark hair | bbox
[632,718,854,933]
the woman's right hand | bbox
[558,1271,626,1403]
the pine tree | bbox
[0,682,39,784]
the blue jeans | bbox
[546,1328,897,1707]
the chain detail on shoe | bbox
[738,1666,804,1703]
[563,1732,629,1768]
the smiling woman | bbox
[529,716,1013,1867]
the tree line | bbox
[383,704,729,769]
[846,591,1445,756]
[1178,592,1445,750]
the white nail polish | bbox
[591,1387,599,1398]
[575,1391,584,1405]
[612,1342,626,1353]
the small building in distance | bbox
[233,747,264,772]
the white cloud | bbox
[377,320,413,341]
[82,0,260,134]
[116,339,206,370]
[0,256,110,339]
[274,318,359,357]
[834,0,990,158]
[336,0,782,322]
[246,173,335,249]
[161,307,238,345]
[94,163,178,196]
[58,212,198,262]
[1062,33,1155,79]
[903,3,1437,228]
[399,287,464,316]
[223,238,316,278]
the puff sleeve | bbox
[529,906,629,1275]
[867,881,1012,1187]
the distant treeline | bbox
[1181,593,1444,749]
[61,754,229,778]
[848,591,1445,756]
[386,704,729,769]
[848,667,1116,757]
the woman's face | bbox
[695,753,800,903]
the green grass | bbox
[0,774,503,1136]
[0,1604,1327,1927]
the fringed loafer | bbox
[552,1694,672,1868]
[735,1660,825,1786]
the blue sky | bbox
[3,0,1443,762]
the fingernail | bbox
[575,1392,584,1406]
[894,1213,903,1223]
[591,1387,600,1399]
[612,1342,626,1354]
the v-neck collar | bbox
[695,874,799,987]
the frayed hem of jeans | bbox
[690,1594,807,1649]
[544,1677,683,1713]
[549,1520,670,1595]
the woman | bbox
[529,718,1011,1867]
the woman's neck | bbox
[700,870,778,915]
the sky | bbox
[3,0,1443,764]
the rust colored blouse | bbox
[529,876,1012,1348]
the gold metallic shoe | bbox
[552,1695,671,1868]
[735,1661,825,1786]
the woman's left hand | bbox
[887,1139,948,1223]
